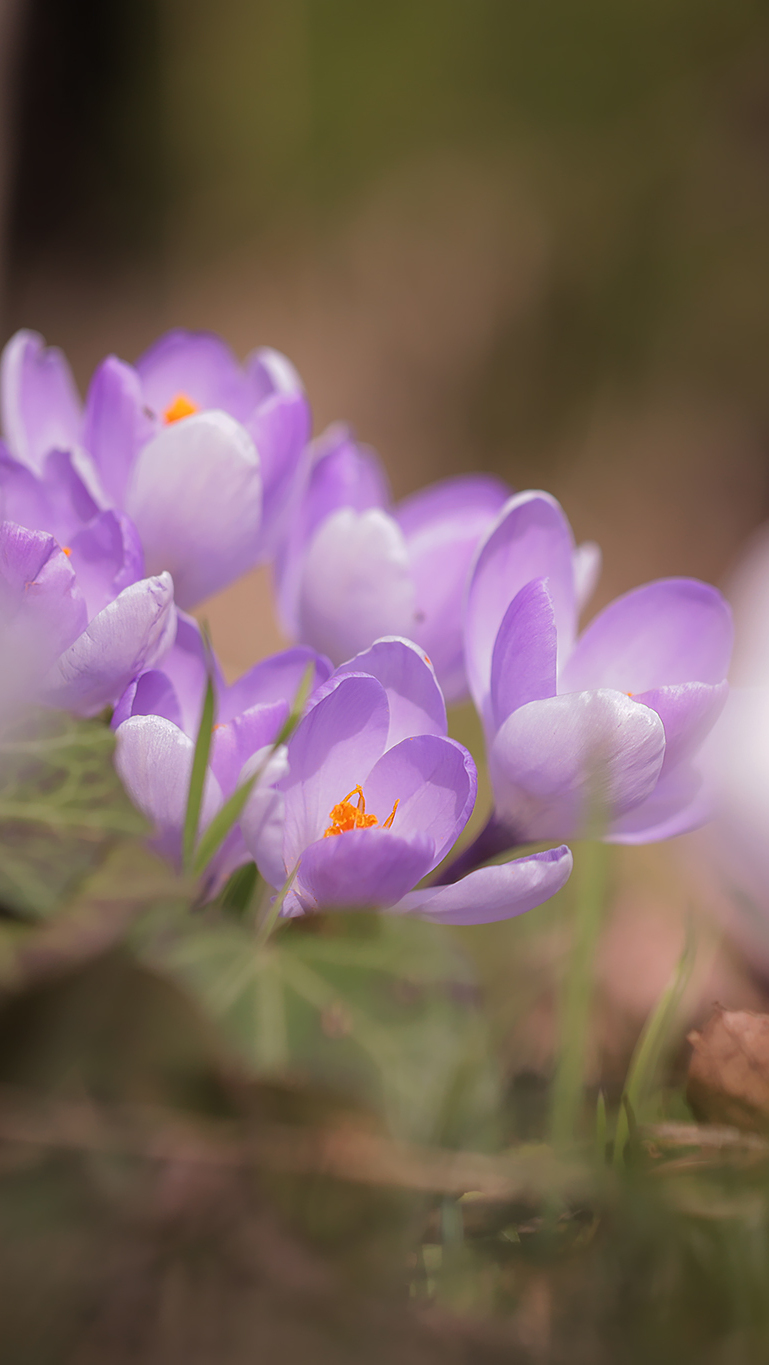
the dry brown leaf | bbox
[687,1006,769,1133]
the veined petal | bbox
[247,391,311,559]
[44,572,177,717]
[297,508,417,666]
[397,474,510,702]
[1,330,82,473]
[0,446,99,544]
[465,491,576,718]
[0,522,87,671]
[332,637,446,746]
[112,668,183,730]
[125,411,262,609]
[136,329,254,422]
[67,510,144,618]
[489,578,557,734]
[83,356,153,505]
[210,700,287,795]
[394,846,573,925]
[281,673,389,865]
[560,578,733,694]
[239,743,289,889]
[488,689,665,843]
[607,763,709,844]
[634,680,728,775]
[115,714,222,863]
[363,733,477,871]
[295,828,435,911]
[222,646,331,723]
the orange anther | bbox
[163,392,199,424]
[323,785,400,838]
[62,546,72,557]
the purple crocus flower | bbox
[454,491,732,866]
[276,424,600,704]
[113,613,331,889]
[238,637,573,924]
[1,328,310,607]
[0,520,175,718]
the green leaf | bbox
[133,909,499,1147]
[182,675,216,872]
[0,710,147,921]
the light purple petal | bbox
[44,572,177,716]
[156,611,224,739]
[488,689,665,843]
[465,491,576,718]
[274,424,389,636]
[396,474,510,703]
[607,763,710,844]
[489,578,557,734]
[135,329,254,423]
[394,845,574,925]
[221,646,331,723]
[573,541,602,614]
[363,733,477,871]
[239,744,289,888]
[332,637,446,746]
[112,668,183,730]
[0,446,99,544]
[1,330,82,473]
[83,356,154,505]
[297,509,417,666]
[247,391,311,559]
[0,522,87,668]
[634,680,728,776]
[67,511,144,617]
[244,346,305,404]
[124,410,262,609]
[210,701,287,795]
[560,578,733,695]
[281,673,389,866]
[295,828,435,911]
[115,714,222,863]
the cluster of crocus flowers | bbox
[0,325,735,928]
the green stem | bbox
[549,839,609,1151]
[254,863,299,949]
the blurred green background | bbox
[3,0,769,672]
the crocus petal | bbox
[607,763,709,844]
[83,356,154,505]
[112,668,183,730]
[560,578,733,695]
[115,714,222,862]
[489,578,557,735]
[394,845,573,925]
[247,391,311,559]
[297,508,417,666]
[332,637,446,746]
[44,572,177,716]
[0,446,99,544]
[363,733,477,870]
[574,541,602,613]
[156,612,225,739]
[275,424,390,636]
[396,474,510,703]
[239,743,289,889]
[244,346,304,404]
[136,329,254,422]
[222,646,331,722]
[488,689,665,843]
[465,492,576,717]
[634,680,729,775]
[1,330,82,473]
[0,522,87,668]
[67,510,144,618]
[125,410,262,608]
[210,700,287,794]
[281,673,390,865]
[295,828,435,911]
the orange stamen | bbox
[323,785,400,838]
[62,546,72,556]
[163,392,199,424]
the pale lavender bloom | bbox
[457,491,732,862]
[239,639,573,925]
[113,614,331,888]
[0,520,175,718]
[1,329,310,607]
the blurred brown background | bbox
[3,0,769,676]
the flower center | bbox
[323,785,399,838]
[163,392,200,424]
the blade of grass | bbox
[274,660,316,746]
[182,675,216,873]
[254,863,299,949]
[549,837,609,1151]
[613,921,696,1169]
